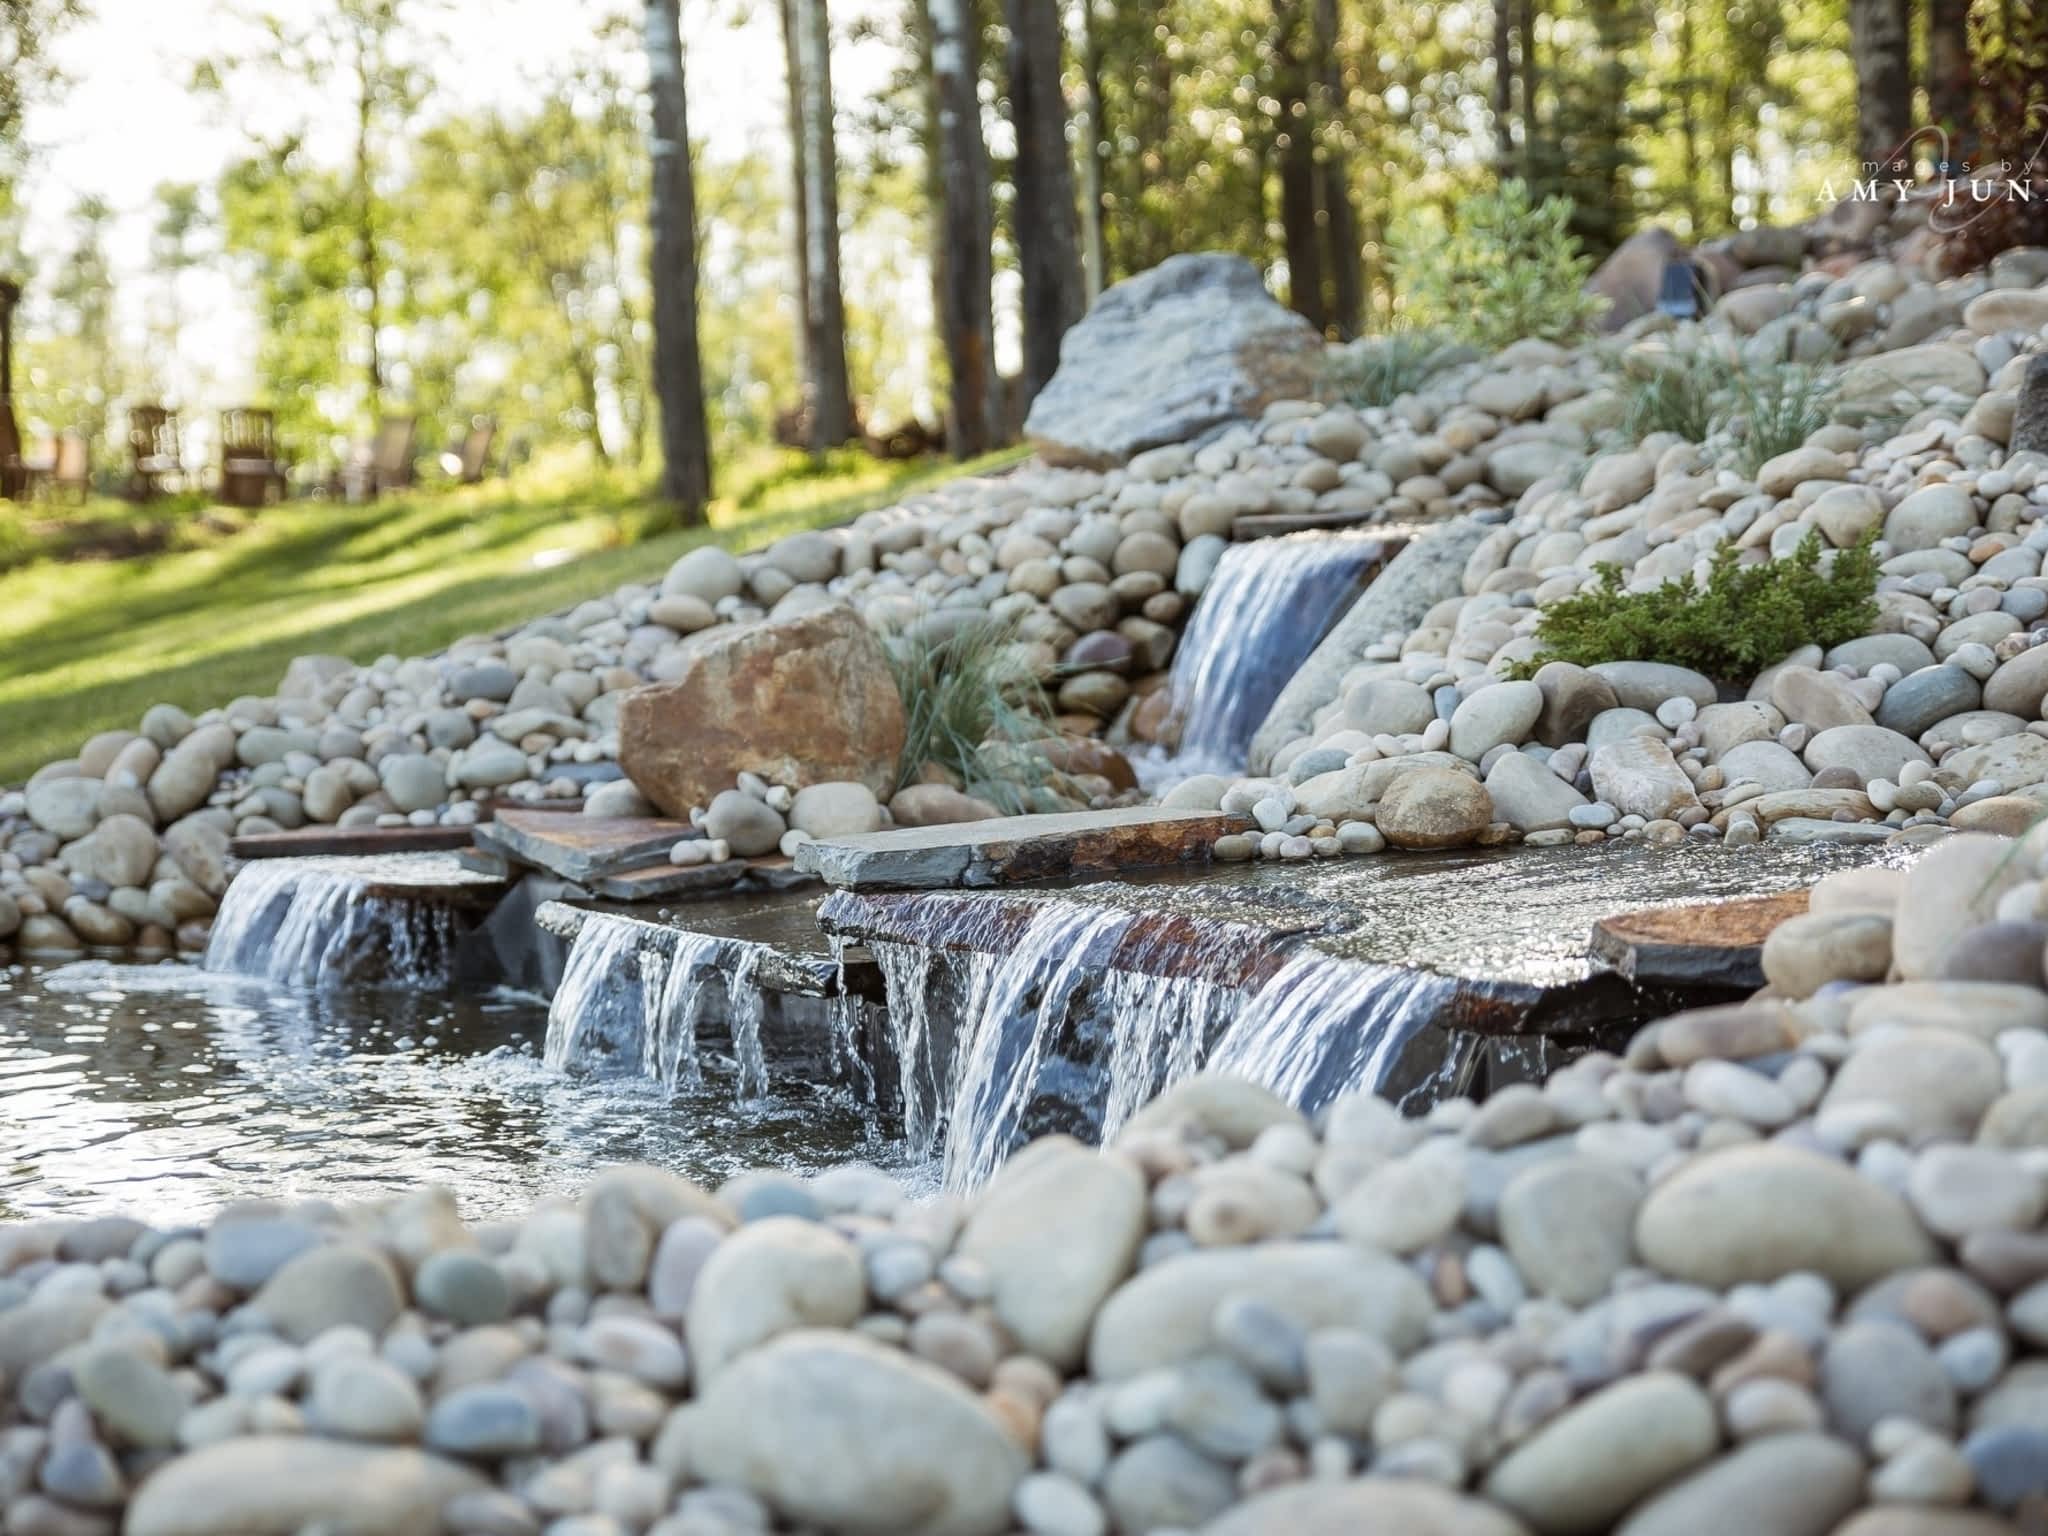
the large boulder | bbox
[618,604,906,817]
[1024,254,1322,467]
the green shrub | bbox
[1392,180,1607,351]
[881,614,1053,812]
[1618,348,1841,475]
[1506,529,1881,684]
[1321,329,1456,408]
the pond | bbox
[0,961,900,1223]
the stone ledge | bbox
[794,807,1251,890]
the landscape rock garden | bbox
[2,833,2047,1533]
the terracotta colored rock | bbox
[618,605,906,818]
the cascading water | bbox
[1146,531,1386,784]
[203,858,460,989]
[543,915,768,1101]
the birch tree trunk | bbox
[795,0,855,449]
[1925,0,1972,147]
[1849,0,1913,169]
[644,0,711,521]
[925,0,998,456]
[1006,0,1086,409]
[1314,0,1362,338]
[778,0,812,395]
[1491,0,1514,163]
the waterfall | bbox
[1207,949,1458,1113]
[203,858,460,989]
[543,914,769,1102]
[852,889,1471,1188]
[1150,531,1385,781]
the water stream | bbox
[201,857,464,989]
[1145,531,1386,784]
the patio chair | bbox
[218,406,288,508]
[48,431,89,502]
[340,415,417,502]
[128,406,183,501]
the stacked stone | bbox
[4,830,2048,1533]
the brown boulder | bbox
[618,604,906,817]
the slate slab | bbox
[1589,889,1809,988]
[473,809,693,882]
[793,807,1250,891]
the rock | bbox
[688,1217,865,1383]
[1877,666,1980,738]
[1589,662,1716,712]
[1964,1423,2048,1511]
[1344,679,1437,737]
[1760,911,1892,997]
[1886,484,1980,552]
[1497,1156,1643,1305]
[1089,1242,1430,1379]
[649,592,717,633]
[422,1383,542,1457]
[1803,724,1928,785]
[62,813,158,887]
[1587,227,1684,333]
[1840,344,1987,412]
[1482,1373,1718,1536]
[1488,440,1581,498]
[1101,1435,1236,1531]
[703,789,787,858]
[1965,288,2048,335]
[789,782,883,839]
[1483,751,1590,833]
[686,1330,1026,1536]
[379,754,446,814]
[1532,662,1618,748]
[956,1137,1146,1371]
[766,529,841,583]
[619,605,907,817]
[26,776,100,840]
[1907,1144,2048,1239]
[663,545,745,604]
[1981,644,2048,716]
[1330,1143,1465,1253]
[123,1438,485,1536]
[1757,445,1847,496]
[1375,767,1493,850]
[307,1356,427,1442]
[1590,738,1700,820]
[1116,1074,1307,1150]
[1634,1144,1935,1289]
[414,1250,510,1326]
[1450,681,1544,760]
[2013,353,2048,457]
[1717,740,1813,792]
[1206,1479,1532,1536]
[73,1345,185,1449]
[1025,254,1321,467]
[251,1243,404,1344]
[1823,1027,2005,1144]
[451,737,528,790]
[890,784,1002,826]
[1613,1434,1865,1536]
[1822,1320,1956,1441]
[447,662,517,704]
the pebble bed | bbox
[0,830,2043,1535]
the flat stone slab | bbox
[232,824,479,859]
[586,859,750,902]
[536,898,857,998]
[1232,509,1377,539]
[474,809,693,882]
[793,807,1250,891]
[1589,889,1810,988]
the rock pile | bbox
[1178,248,2048,863]
[5,830,2048,1534]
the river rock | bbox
[250,1242,403,1343]
[703,789,787,858]
[619,604,907,817]
[1877,666,1981,738]
[956,1137,1145,1371]
[1822,1027,2005,1143]
[1634,1144,1935,1289]
[1374,766,1493,849]
[1892,835,2033,980]
[1822,1320,1957,1440]
[1025,256,1318,467]
[1482,1372,1718,1536]
[1613,1434,1864,1536]
[1497,1156,1643,1305]
[1088,1243,1431,1379]
[26,776,101,840]
[1450,681,1544,759]
[1886,484,1979,552]
[1590,738,1700,819]
[1802,724,1928,785]
[788,781,882,839]
[688,1216,865,1382]
[685,1330,1026,1536]
[1840,344,1987,411]
[1484,751,1590,832]
[123,1437,485,1536]
[1207,1479,1532,1536]
[663,545,745,604]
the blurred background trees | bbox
[1,0,2041,502]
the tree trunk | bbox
[925,0,997,457]
[1849,0,1913,168]
[353,46,384,410]
[1491,0,1514,163]
[1518,0,1542,181]
[0,278,16,402]
[645,0,711,521]
[778,0,812,394]
[1314,0,1362,338]
[795,0,855,449]
[1006,0,1086,409]
[1273,0,1326,333]
[1077,0,1110,299]
[1926,0,1972,146]
[1678,3,1702,235]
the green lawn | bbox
[0,448,1025,787]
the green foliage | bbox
[881,615,1054,812]
[1321,330,1455,408]
[1620,348,1841,474]
[1507,530,1881,684]
[1391,181,1606,351]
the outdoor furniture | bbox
[48,431,89,502]
[1657,257,1706,320]
[340,415,417,502]
[127,406,183,500]
[454,416,495,484]
[218,407,288,508]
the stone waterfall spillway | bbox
[1148,530,1389,782]
[202,857,465,989]
[543,913,771,1101]
[837,888,1476,1190]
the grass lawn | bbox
[0,447,1026,787]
